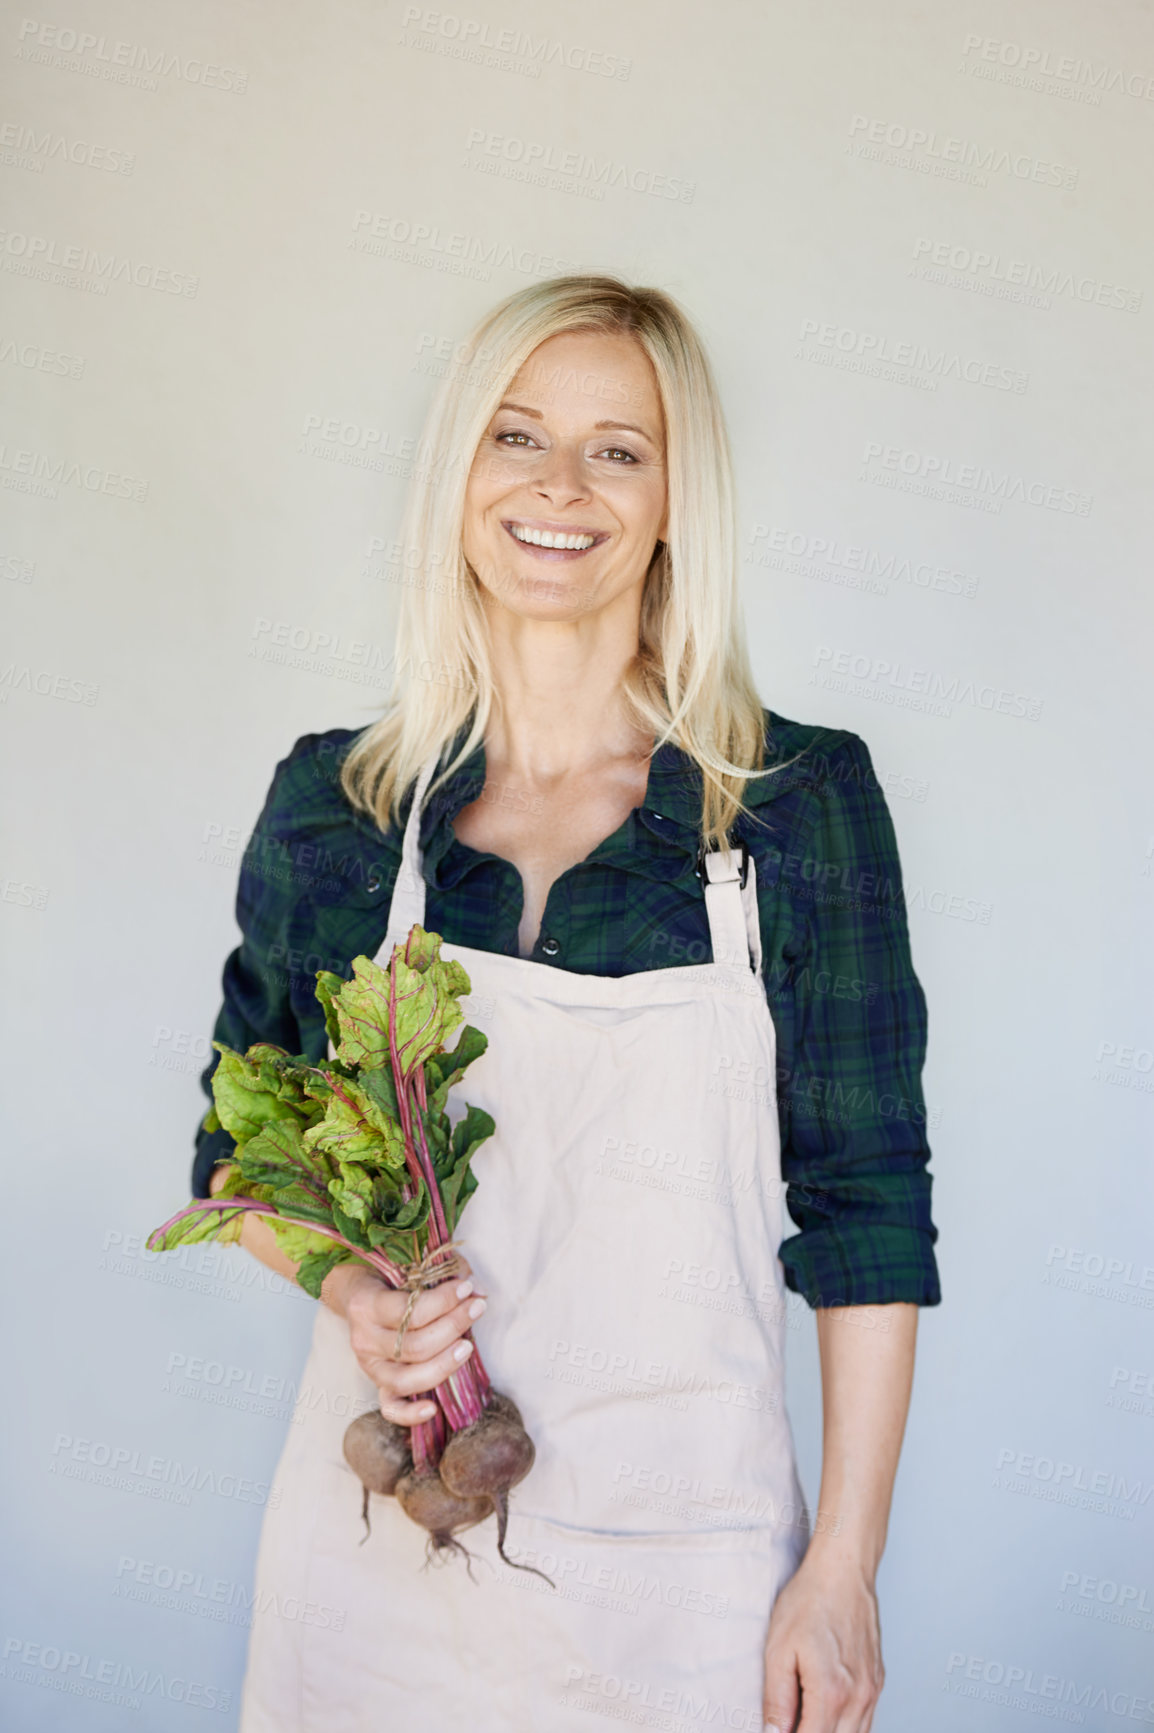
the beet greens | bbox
[148,925,542,1574]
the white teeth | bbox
[510,524,596,550]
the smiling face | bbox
[461,329,668,623]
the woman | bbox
[196,275,940,1732]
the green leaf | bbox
[146,1201,246,1253]
[330,1162,375,1226]
[424,1023,488,1116]
[330,936,471,1080]
[314,970,346,1051]
[295,1247,355,1299]
[210,1044,308,1145]
[359,1062,401,1123]
[302,1074,407,1172]
[330,1202,370,1248]
[266,1218,339,1262]
[329,954,395,1070]
[200,1104,221,1135]
[390,954,465,1079]
[441,1104,495,1232]
[234,1117,332,1201]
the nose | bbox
[532,438,591,507]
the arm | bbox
[762,1304,917,1733]
[759,733,936,1729]
[191,747,312,1197]
[772,732,941,1310]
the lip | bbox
[501,517,610,561]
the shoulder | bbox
[240,725,396,909]
[254,725,395,861]
[747,709,904,865]
[256,726,362,832]
[756,707,880,799]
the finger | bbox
[389,1294,487,1362]
[376,1392,438,1429]
[835,1679,882,1733]
[365,1270,480,1332]
[795,1683,851,1733]
[368,1336,475,1401]
[762,1650,800,1733]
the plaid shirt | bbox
[192,710,941,1310]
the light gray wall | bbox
[2,0,1151,1727]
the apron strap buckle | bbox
[694,838,750,889]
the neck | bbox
[480,586,654,781]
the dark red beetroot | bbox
[343,1411,413,1540]
[438,1391,551,1583]
[394,1469,493,1573]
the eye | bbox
[494,428,538,449]
[600,446,638,464]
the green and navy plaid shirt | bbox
[192,709,941,1310]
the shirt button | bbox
[540,936,561,957]
[366,870,382,894]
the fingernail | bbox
[467,1297,487,1319]
[764,1724,782,1732]
[453,1340,474,1362]
[456,1278,474,1299]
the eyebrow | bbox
[495,401,660,443]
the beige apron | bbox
[238,755,809,1731]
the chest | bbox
[450,763,650,958]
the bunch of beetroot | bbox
[148,925,542,1576]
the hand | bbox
[762,1551,884,1732]
[321,1261,487,1428]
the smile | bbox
[502,519,609,556]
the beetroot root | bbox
[343,1411,413,1541]
[439,1390,551,1585]
[439,1390,534,1499]
[395,1469,493,1573]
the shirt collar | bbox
[413,712,817,889]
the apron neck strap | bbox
[385,753,438,935]
[701,850,764,975]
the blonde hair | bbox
[341,273,781,852]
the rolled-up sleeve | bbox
[775,733,941,1308]
[190,748,307,1197]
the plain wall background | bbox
[3,0,1152,1726]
